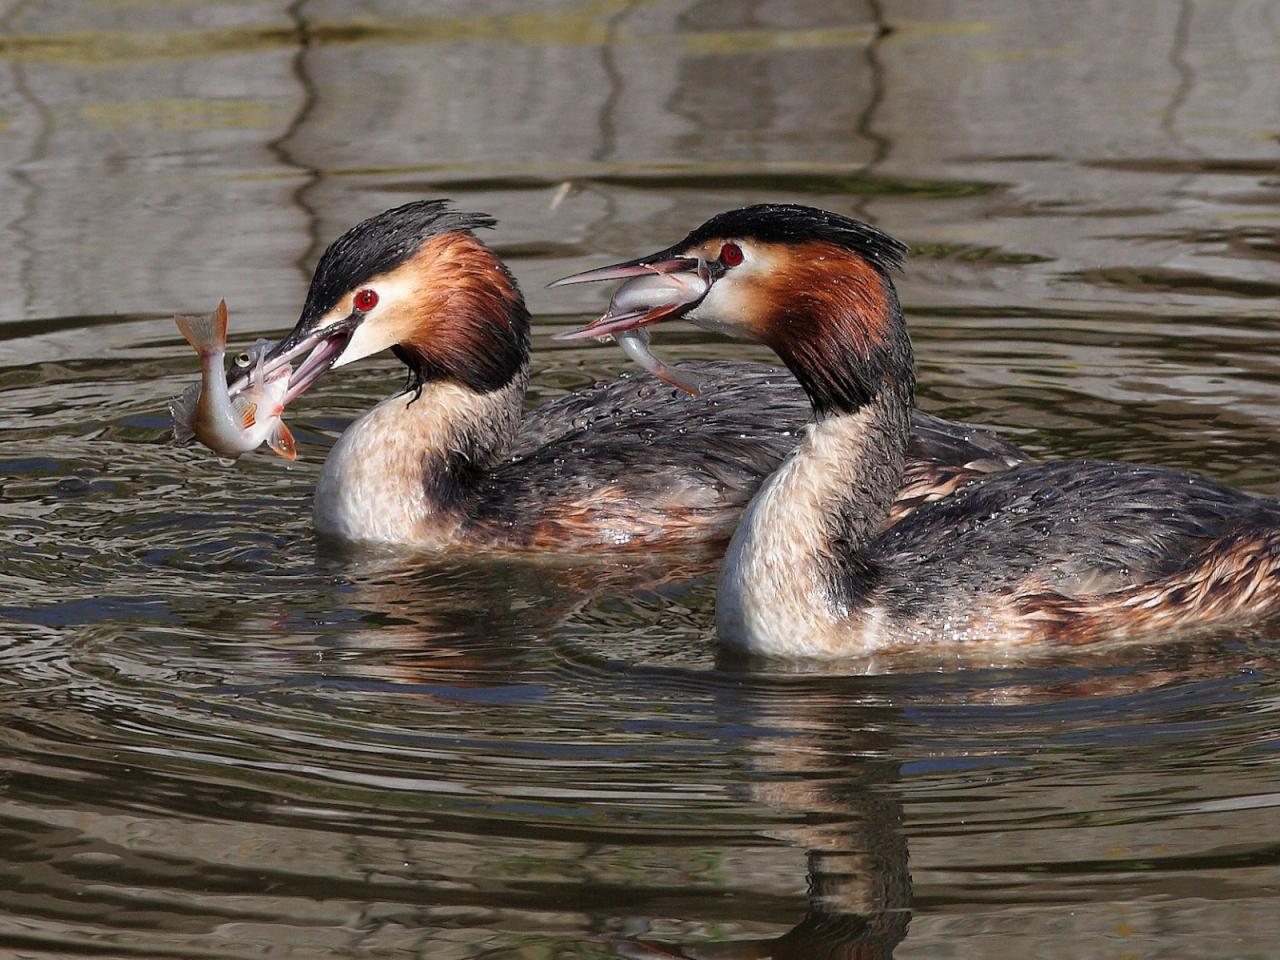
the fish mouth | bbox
[228,318,355,408]
[550,254,717,341]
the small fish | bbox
[168,300,297,461]
[603,271,707,395]
[616,328,701,396]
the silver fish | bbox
[168,300,296,460]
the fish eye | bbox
[719,242,744,267]
[234,352,252,368]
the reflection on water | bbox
[2,1,1280,957]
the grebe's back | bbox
[489,359,1023,548]
[874,458,1280,644]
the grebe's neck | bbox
[716,286,915,657]
[314,371,528,546]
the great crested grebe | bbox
[235,200,1025,551]
[559,204,1280,654]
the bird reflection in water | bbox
[614,695,911,959]
[297,544,726,687]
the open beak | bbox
[227,314,357,406]
[551,254,716,341]
[550,254,701,287]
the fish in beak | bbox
[551,251,726,395]
[169,301,297,461]
[551,253,717,341]
[226,312,358,408]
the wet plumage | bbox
[235,201,1027,551]
[873,459,1280,643]
[479,361,1023,548]
[560,203,1280,653]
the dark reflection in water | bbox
[3,1,1280,957]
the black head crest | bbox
[679,203,907,277]
[300,200,497,324]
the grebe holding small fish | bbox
[558,203,1280,654]
[576,267,713,395]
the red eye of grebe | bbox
[353,288,379,311]
[719,242,744,267]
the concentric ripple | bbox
[3,293,1279,956]
[5,1,1280,955]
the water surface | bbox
[2,2,1279,957]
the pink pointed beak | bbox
[549,255,702,287]
[226,317,355,407]
[551,255,715,341]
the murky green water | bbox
[3,2,1280,957]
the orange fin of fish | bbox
[267,420,297,461]
[235,398,257,430]
[213,299,228,340]
[174,299,229,355]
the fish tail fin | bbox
[174,299,229,355]
[267,420,298,461]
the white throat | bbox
[715,400,902,658]
[313,375,524,546]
